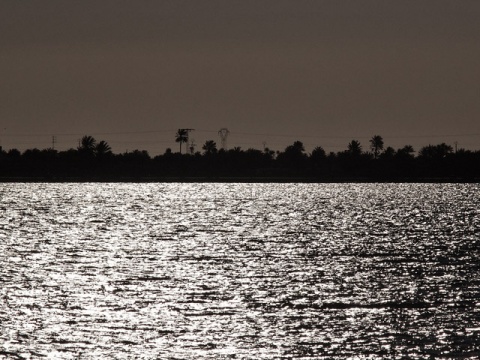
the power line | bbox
[231,131,480,139]
[3,129,176,137]
[2,128,479,139]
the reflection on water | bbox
[0,183,479,359]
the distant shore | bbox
[1,137,479,183]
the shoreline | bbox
[0,176,478,183]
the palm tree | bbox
[202,140,217,155]
[381,146,395,159]
[175,129,189,154]
[347,140,362,156]
[419,143,453,159]
[277,141,307,168]
[78,135,97,159]
[370,135,384,159]
[95,140,112,157]
[79,135,96,152]
[396,145,415,158]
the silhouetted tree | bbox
[419,143,453,159]
[347,140,362,156]
[95,140,112,157]
[175,129,189,154]
[396,145,415,159]
[18,148,59,177]
[417,143,454,178]
[245,148,267,161]
[7,149,21,159]
[78,135,97,153]
[311,146,326,161]
[380,146,395,160]
[263,147,275,161]
[276,141,308,173]
[386,145,416,179]
[286,141,305,154]
[202,140,217,155]
[1,134,479,181]
[452,149,480,180]
[370,135,384,159]
[310,146,327,177]
[122,149,150,160]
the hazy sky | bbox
[1,0,479,155]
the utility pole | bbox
[52,136,57,150]
[454,141,458,153]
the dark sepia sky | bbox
[1,0,479,155]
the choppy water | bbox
[0,183,479,359]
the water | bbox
[0,183,479,359]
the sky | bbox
[1,0,479,155]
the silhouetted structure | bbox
[218,128,230,150]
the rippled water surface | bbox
[0,183,479,359]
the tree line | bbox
[0,134,478,181]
